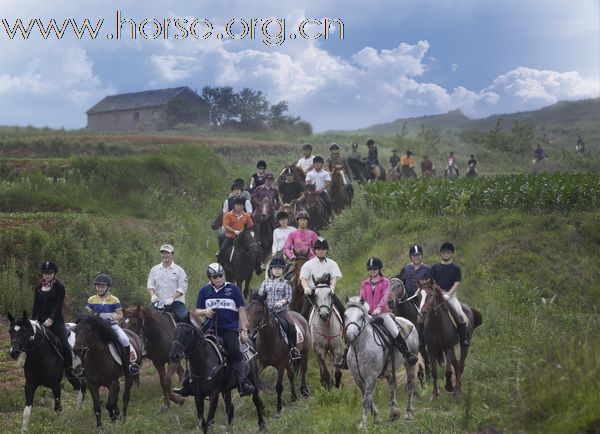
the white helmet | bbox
[207,263,224,278]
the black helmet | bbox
[314,237,329,250]
[231,182,244,191]
[366,257,383,269]
[270,258,286,268]
[366,138,375,146]
[284,168,294,176]
[329,143,339,150]
[93,273,112,286]
[302,143,312,150]
[234,178,245,185]
[276,210,289,220]
[40,261,58,273]
[207,263,224,279]
[295,210,310,220]
[233,196,246,205]
[409,245,423,256]
[407,150,413,156]
[313,156,324,163]
[440,242,455,253]
[257,160,267,169]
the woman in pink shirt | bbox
[283,211,317,260]
[359,257,418,365]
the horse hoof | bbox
[259,422,266,431]
[429,393,438,401]
[405,412,414,421]
[445,384,454,393]
[358,422,368,430]
[157,405,169,414]
[274,411,281,419]
[390,406,401,420]
[301,388,310,398]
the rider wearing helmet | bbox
[251,172,280,211]
[366,138,379,167]
[223,182,253,215]
[299,237,345,318]
[272,211,296,257]
[86,273,140,376]
[327,143,354,197]
[31,261,81,390]
[305,156,333,222]
[219,197,255,264]
[249,161,267,193]
[147,243,189,322]
[361,258,418,365]
[447,152,459,176]
[389,149,400,170]
[430,242,469,347]
[279,168,305,204]
[297,144,314,175]
[283,211,318,261]
[258,258,301,360]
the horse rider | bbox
[361,258,418,365]
[366,138,379,176]
[300,237,345,318]
[230,178,252,202]
[251,173,280,211]
[86,273,141,376]
[297,143,315,175]
[283,210,317,262]
[326,142,354,197]
[31,261,81,390]
[447,152,459,176]
[467,154,478,176]
[534,143,547,162]
[147,243,189,322]
[389,149,400,171]
[279,168,305,205]
[258,258,302,360]
[219,182,253,248]
[305,156,333,222]
[347,142,362,161]
[400,150,416,177]
[218,196,255,266]
[272,210,296,259]
[249,160,267,193]
[576,135,585,153]
[430,242,469,347]
[397,245,431,349]
[421,155,435,176]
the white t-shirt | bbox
[297,156,314,174]
[272,226,296,254]
[305,169,332,191]
[300,257,342,289]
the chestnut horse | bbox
[287,250,310,313]
[252,198,275,266]
[329,168,351,215]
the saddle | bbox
[40,324,65,360]
[107,341,139,366]
[274,314,305,345]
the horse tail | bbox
[471,308,483,329]
[134,373,140,387]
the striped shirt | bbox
[86,294,122,323]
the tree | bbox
[235,88,270,128]
[201,86,237,126]
[162,98,205,130]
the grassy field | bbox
[1,132,599,433]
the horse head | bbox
[343,296,370,344]
[236,228,262,257]
[246,292,269,334]
[121,306,144,335]
[418,279,446,315]
[170,313,199,364]
[390,278,407,301]
[7,310,36,360]
[313,274,333,319]
[73,314,118,357]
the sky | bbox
[0,0,598,131]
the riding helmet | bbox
[302,143,312,150]
[276,210,289,221]
[270,258,286,268]
[93,273,112,286]
[314,237,329,250]
[284,168,294,176]
[366,257,383,269]
[295,210,310,220]
[207,263,224,278]
[265,173,274,180]
[366,138,375,146]
[256,160,267,169]
[313,156,324,164]
[409,245,423,257]
[329,143,339,150]
[40,261,58,273]
[440,242,455,253]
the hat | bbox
[231,182,244,191]
[160,244,174,253]
[329,143,339,150]
[302,143,312,150]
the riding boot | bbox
[394,334,418,365]
[233,361,254,397]
[334,347,349,369]
[65,366,81,391]
[457,323,470,347]
[172,369,193,397]
[123,346,140,376]
[287,328,301,360]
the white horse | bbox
[309,283,345,390]
[344,297,418,429]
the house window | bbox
[133,112,140,122]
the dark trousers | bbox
[301,293,345,318]
[319,191,332,218]
[166,301,188,323]
[219,237,234,262]
[217,329,243,363]
[50,321,73,367]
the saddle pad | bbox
[108,343,138,366]
[393,316,414,340]
[66,325,82,370]
[292,321,304,344]
[445,305,469,329]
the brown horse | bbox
[296,185,327,232]
[287,250,310,313]
[329,168,351,214]
[121,306,184,412]
[221,228,263,299]
[418,279,482,399]
[252,198,275,265]
[277,164,306,189]
[246,292,311,416]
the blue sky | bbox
[0,0,598,131]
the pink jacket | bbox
[360,277,391,314]
[283,229,317,260]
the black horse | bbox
[220,228,263,299]
[169,314,266,433]
[8,311,83,432]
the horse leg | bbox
[166,361,185,406]
[404,362,417,420]
[359,377,378,429]
[429,349,440,400]
[154,363,170,413]
[444,348,455,393]
[205,392,220,433]
[222,390,234,433]
[316,350,330,390]
[455,347,469,395]
[194,393,206,432]
[251,378,266,431]
[89,384,103,428]
[275,368,284,417]
[107,380,120,422]
[22,382,37,432]
[420,345,432,382]
[386,369,400,421]
[286,360,298,402]
[300,350,310,398]
[122,374,134,422]
[51,383,62,414]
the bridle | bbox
[122,313,144,335]
[172,322,225,381]
[314,284,333,319]
[172,322,198,359]
[10,321,44,355]
[343,304,367,339]
[248,299,273,340]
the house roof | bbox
[86,86,201,114]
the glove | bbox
[274,300,284,309]
[303,287,312,296]
[330,286,336,294]
[240,329,249,343]
[234,230,241,236]
[164,297,174,306]
[150,294,159,304]
[43,318,53,327]
[372,307,382,316]
[443,293,450,301]
[205,308,215,318]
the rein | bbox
[173,322,225,381]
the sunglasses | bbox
[210,273,224,279]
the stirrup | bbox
[173,380,192,397]
[128,362,140,376]
[290,347,301,360]
[238,381,254,397]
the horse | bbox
[309,279,344,390]
[252,198,275,265]
[400,166,417,180]
[121,306,184,412]
[296,185,327,232]
[8,311,83,432]
[465,165,478,178]
[221,228,263,299]
[73,315,141,428]
[246,292,311,416]
[445,165,459,179]
[169,314,265,433]
[347,158,369,183]
[418,278,482,399]
[387,165,401,181]
[390,278,430,383]
[328,167,351,215]
[277,164,306,189]
[287,250,310,314]
[344,297,418,429]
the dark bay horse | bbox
[252,198,275,265]
[296,186,327,232]
[277,164,306,189]
[246,293,311,416]
[8,311,83,432]
[329,168,351,215]
[73,315,141,428]
[287,250,309,313]
[121,306,184,412]
[169,314,265,433]
[221,228,263,299]
[418,279,482,399]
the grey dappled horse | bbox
[344,297,418,429]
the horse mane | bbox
[78,315,119,343]
[433,284,449,310]
[346,296,370,313]
[314,273,331,286]
[249,291,267,303]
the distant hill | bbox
[357,98,600,145]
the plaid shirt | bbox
[258,278,292,311]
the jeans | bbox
[166,301,188,322]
